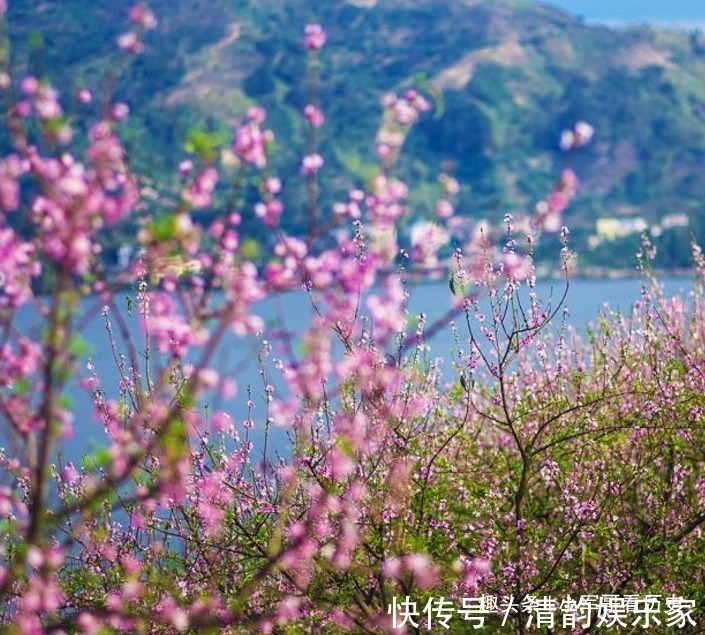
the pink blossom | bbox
[383,556,402,579]
[0,155,23,211]
[410,221,449,267]
[14,100,31,118]
[375,91,430,162]
[144,292,207,357]
[304,104,325,128]
[502,251,532,281]
[333,198,362,219]
[223,262,265,335]
[328,447,355,480]
[234,111,273,168]
[535,168,579,232]
[436,198,454,218]
[0,228,39,307]
[559,120,594,150]
[0,486,12,518]
[34,84,62,120]
[559,129,575,151]
[560,167,579,192]
[247,106,266,124]
[301,153,324,175]
[263,176,281,195]
[60,463,79,484]
[394,99,418,125]
[20,76,39,96]
[406,88,431,112]
[284,316,332,401]
[574,120,595,145]
[117,31,143,53]
[26,546,43,569]
[304,24,326,51]
[547,190,569,215]
[376,142,391,158]
[129,2,157,30]
[77,88,92,104]
[404,553,439,589]
[111,102,130,121]
[366,278,406,341]
[182,166,218,209]
[542,210,561,233]
[254,198,283,226]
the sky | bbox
[532,0,705,28]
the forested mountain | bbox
[6,0,705,268]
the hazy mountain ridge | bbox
[5,0,705,266]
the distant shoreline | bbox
[41,264,692,300]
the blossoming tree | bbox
[0,3,702,634]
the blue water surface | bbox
[2,274,695,464]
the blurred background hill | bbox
[5,0,705,271]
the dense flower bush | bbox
[0,3,702,634]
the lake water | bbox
[3,274,695,463]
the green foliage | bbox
[184,127,229,162]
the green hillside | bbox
[5,0,705,268]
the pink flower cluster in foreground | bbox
[19,9,699,635]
